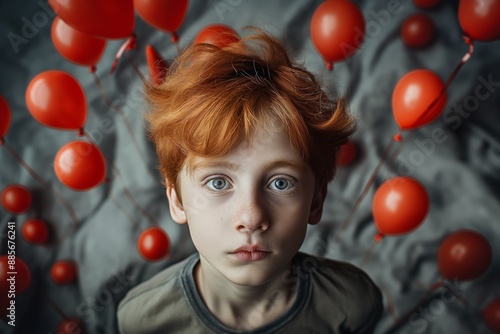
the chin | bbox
[227,273,274,287]
[222,264,285,287]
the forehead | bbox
[185,119,308,174]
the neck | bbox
[194,257,298,331]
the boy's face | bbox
[166,119,326,287]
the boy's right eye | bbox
[205,177,231,191]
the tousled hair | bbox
[145,28,356,198]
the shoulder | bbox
[295,252,383,333]
[117,254,197,334]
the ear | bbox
[166,181,187,224]
[308,184,328,225]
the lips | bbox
[229,244,271,262]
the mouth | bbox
[229,245,271,262]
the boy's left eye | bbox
[268,178,294,191]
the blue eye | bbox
[206,178,230,191]
[269,178,294,191]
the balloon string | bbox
[411,35,474,129]
[1,140,80,228]
[443,280,470,307]
[333,138,398,244]
[385,288,439,334]
[128,56,146,83]
[91,72,157,182]
[385,131,413,173]
[110,34,137,74]
[111,197,140,230]
[358,239,377,267]
[377,282,398,321]
[82,131,158,226]
[429,278,445,291]
[171,32,181,55]
[40,290,68,319]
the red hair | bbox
[145,28,356,196]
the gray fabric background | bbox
[0,0,499,333]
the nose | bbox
[234,188,270,233]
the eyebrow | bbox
[191,159,305,173]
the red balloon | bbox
[58,318,85,334]
[146,45,169,86]
[372,177,429,239]
[51,260,77,285]
[134,0,189,42]
[49,0,134,39]
[0,95,11,139]
[437,229,492,281]
[412,0,441,9]
[51,16,106,70]
[1,184,32,214]
[392,69,447,130]
[401,13,435,48]
[194,24,240,48]
[54,140,106,191]
[26,70,87,131]
[310,0,365,70]
[337,140,358,166]
[138,227,170,261]
[483,299,500,332]
[22,218,50,245]
[459,0,500,42]
[0,256,31,294]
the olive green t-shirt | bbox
[117,252,383,333]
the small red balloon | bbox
[0,95,11,139]
[51,16,107,70]
[134,0,189,42]
[459,0,500,42]
[26,70,87,131]
[58,318,85,334]
[483,299,500,332]
[337,140,358,166]
[22,218,50,245]
[146,45,169,86]
[401,13,435,48]
[194,24,240,48]
[437,229,492,281]
[310,0,365,70]
[412,0,441,9]
[54,140,106,191]
[372,177,429,238]
[392,69,447,130]
[1,184,32,214]
[138,227,170,261]
[51,260,77,285]
[49,0,135,39]
[0,256,31,294]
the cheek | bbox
[269,199,310,238]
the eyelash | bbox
[203,176,297,193]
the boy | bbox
[117,29,383,333]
